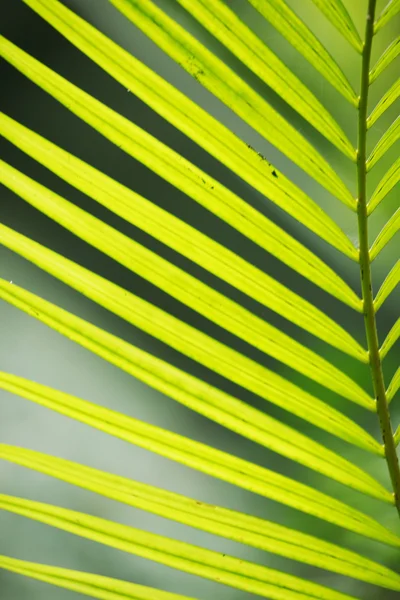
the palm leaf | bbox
[0,0,399,598]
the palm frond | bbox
[0,0,399,598]
[1,445,400,591]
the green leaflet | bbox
[395,425,400,446]
[0,373,398,546]
[26,0,355,159]
[1,445,400,590]
[0,555,191,600]
[0,221,375,416]
[0,44,359,264]
[0,495,362,600]
[367,117,400,170]
[368,156,400,213]
[367,78,400,127]
[387,368,400,404]
[0,114,362,314]
[247,0,358,105]
[374,260,400,311]
[370,36,400,83]
[380,318,400,360]
[0,158,367,365]
[0,282,380,462]
[172,0,354,158]
[309,0,363,53]
[374,0,400,34]
[369,208,400,260]
[109,0,356,207]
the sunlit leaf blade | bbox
[395,425,400,446]
[2,445,400,590]
[168,0,354,158]
[370,36,400,83]
[0,220,374,415]
[368,156,400,213]
[247,0,358,105]
[0,495,366,600]
[109,0,356,206]
[387,368,400,404]
[369,208,400,260]
[380,318,400,359]
[0,114,362,314]
[367,78,400,127]
[0,373,397,546]
[309,0,362,52]
[374,0,400,34]
[374,260,400,310]
[0,283,381,461]
[367,116,400,170]
[0,44,359,264]
[0,157,368,365]
[0,220,384,485]
[0,555,192,600]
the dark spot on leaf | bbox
[272,170,278,177]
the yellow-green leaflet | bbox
[309,0,362,52]
[380,318,400,360]
[0,282,381,459]
[0,114,361,313]
[247,0,358,105]
[109,0,356,207]
[374,0,400,33]
[171,0,354,158]
[367,117,400,170]
[1,445,400,590]
[0,222,384,486]
[387,368,400,404]
[0,370,397,545]
[0,555,192,600]
[367,78,400,127]
[0,378,393,547]
[0,159,367,363]
[0,495,362,600]
[370,37,400,83]
[374,260,400,311]
[0,224,375,416]
[368,156,400,213]
[0,42,359,264]
[395,424,400,446]
[370,208,400,260]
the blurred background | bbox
[0,0,399,598]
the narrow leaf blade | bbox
[2,445,400,591]
[247,0,358,105]
[0,36,359,260]
[368,156,400,213]
[0,374,398,547]
[0,157,368,369]
[380,318,400,360]
[370,36,400,83]
[173,0,355,158]
[374,260,400,310]
[0,284,383,475]
[0,112,362,311]
[109,0,356,206]
[309,0,363,52]
[367,117,400,170]
[367,78,400,128]
[387,367,400,404]
[374,0,400,33]
[0,555,192,600]
[0,494,367,600]
[370,207,400,260]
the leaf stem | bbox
[357,0,400,516]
